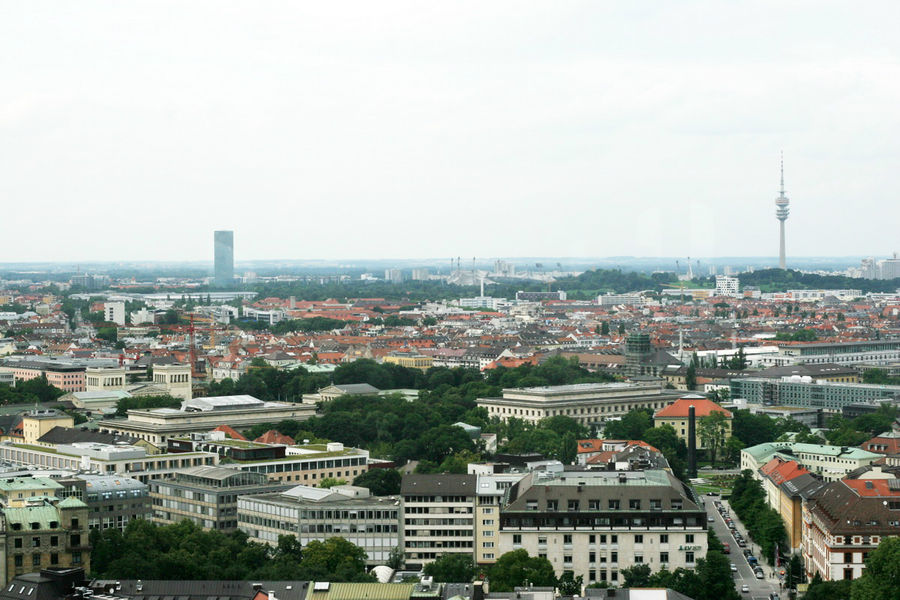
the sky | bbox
[2,1,900,263]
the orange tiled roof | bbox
[654,397,733,418]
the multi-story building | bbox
[21,410,74,446]
[85,367,127,393]
[730,377,900,412]
[756,457,824,550]
[741,442,881,482]
[0,362,85,393]
[652,396,733,449]
[97,395,315,446]
[383,351,433,371]
[150,466,291,531]
[150,363,192,400]
[477,382,680,429]
[597,293,643,307]
[499,469,708,586]
[226,443,370,486]
[214,230,234,287]
[0,478,64,508]
[802,478,900,581]
[401,474,476,569]
[57,474,151,532]
[515,291,567,302]
[474,472,524,565]
[714,275,740,297]
[0,497,90,584]
[103,302,126,326]
[0,442,218,485]
[238,484,401,564]
[775,340,900,366]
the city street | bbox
[704,496,782,600]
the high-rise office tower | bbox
[775,155,790,269]
[214,230,234,287]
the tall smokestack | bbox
[687,405,697,479]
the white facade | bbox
[85,367,127,392]
[152,363,193,400]
[104,302,126,326]
[714,275,740,297]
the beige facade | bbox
[231,446,370,485]
[477,382,680,428]
[85,367,127,392]
[151,363,193,400]
[383,353,433,371]
[401,474,476,569]
[22,410,74,446]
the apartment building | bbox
[401,474,476,569]
[150,466,291,531]
[58,474,151,532]
[0,478,64,508]
[238,484,400,565]
[474,473,524,565]
[21,410,74,446]
[0,497,90,585]
[498,470,707,585]
[477,382,680,428]
[803,478,900,581]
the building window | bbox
[686,534,694,543]
[513,534,522,545]
[660,534,668,543]
[564,534,573,545]
[635,535,643,544]
[14,539,22,549]
[660,552,669,563]
[634,555,643,563]
[32,554,41,567]
[686,552,695,563]
[14,556,22,568]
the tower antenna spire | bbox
[780,150,785,196]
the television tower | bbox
[775,153,790,269]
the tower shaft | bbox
[779,220,786,269]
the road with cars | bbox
[704,494,783,600]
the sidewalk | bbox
[721,498,779,580]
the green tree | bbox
[386,546,405,570]
[318,478,346,489]
[557,571,583,596]
[488,549,557,592]
[558,432,577,464]
[698,411,729,467]
[850,536,900,600]
[600,321,610,335]
[685,363,697,390]
[352,469,402,496]
[423,553,477,583]
[621,563,652,587]
[299,537,374,582]
[604,409,653,440]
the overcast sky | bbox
[2,1,899,263]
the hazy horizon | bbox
[4,2,900,262]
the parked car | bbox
[708,516,715,523]
[730,563,737,572]
[741,584,750,594]
[755,570,765,579]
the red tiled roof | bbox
[654,397,733,418]
[254,430,295,445]
[212,425,247,441]
[843,479,900,497]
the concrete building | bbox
[653,396,733,449]
[515,291,567,302]
[474,473,524,565]
[477,382,680,429]
[802,478,900,581]
[0,478,64,508]
[214,230,234,287]
[150,466,291,531]
[150,363,192,400]
[597,293,643,307]
[226,442,370,486]
[85,367,127,393]
[0,497,90,584]
[714,275,740,297]
[238,484,400,564]
[740,442,881,482]
[103,302,126,327]
[730,377,900,412]
[0,442,218,485]
[499,469,707,585]
[96,395,315,446]
[401,474,476,569]
[775,340,900,366]
[384,269,403,283]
